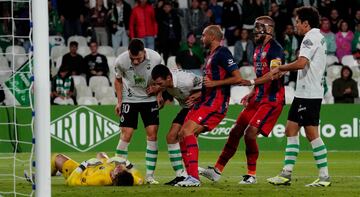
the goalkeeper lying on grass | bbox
[26,152,143,186]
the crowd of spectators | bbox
[0,0,360,105]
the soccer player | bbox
[175,25,243,187]
[114,39,162,184]
[49,152,143,186]
[151,64,203,185]
[199,16,285,184]
[267,6,331,187]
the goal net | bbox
[0,0,50,196]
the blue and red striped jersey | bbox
[197,46,238,113]
[252,39,285,103]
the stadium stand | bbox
[67,35,88,47]
[98,46,115,56]
[89,76,110,92]
[77,46,91,57]
[77,96,98,105]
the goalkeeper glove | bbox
[78,158,102,172]
[107,157,133,169]
[86,158,102,166]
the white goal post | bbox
[32,0,51,196]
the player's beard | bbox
[254,34,266,45]
[203,39,211,49]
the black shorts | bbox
[288,97,322,126]
[172,108,190,125]
[120,101,159,129]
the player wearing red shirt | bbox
[175,25,242,187]
[199,16,285,184]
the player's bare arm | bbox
[271,56,309,77]
[156,91,164,109]
[146,79,163,95]
[114,77,123,116]
[185,90,201,107]
[203,70,243,88]
[240,70,283,86]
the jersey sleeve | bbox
[268,43,285,68]
[190,74,203,90]
[114,62,124,79]
[218,47,238,73]
[155,52,162,65]
[299,35,317,61]
[114,54,127,79]
[178,72,203,91]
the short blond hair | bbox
[204,25,223,41]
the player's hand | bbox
[185,93,200,107]
[107,157,131,168]
[108,156,126,164]
[204,76,217,88]
[185,96,196,107]
[146,84,160,95]
[241,93,252,107]
[115,102,122,116]
[157,94,164,109]
[238,79,251,86]
[269,67,281,80]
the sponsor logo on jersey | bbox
[227,59,234,66]
[50,106,119,152]
[193,76,202,88]
[133,75,146,86]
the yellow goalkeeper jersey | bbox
[63,158,143,186]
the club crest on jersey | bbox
[302,39,313,49]
[146,63,151,70]
[261,52,267,59]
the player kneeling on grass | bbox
[46,152,143,186]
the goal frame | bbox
[32,0,51,196]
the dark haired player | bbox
[113,39,162,184]
[151,64,202,186]
[267,6,330,187]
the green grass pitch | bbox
[0,151,359,197]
